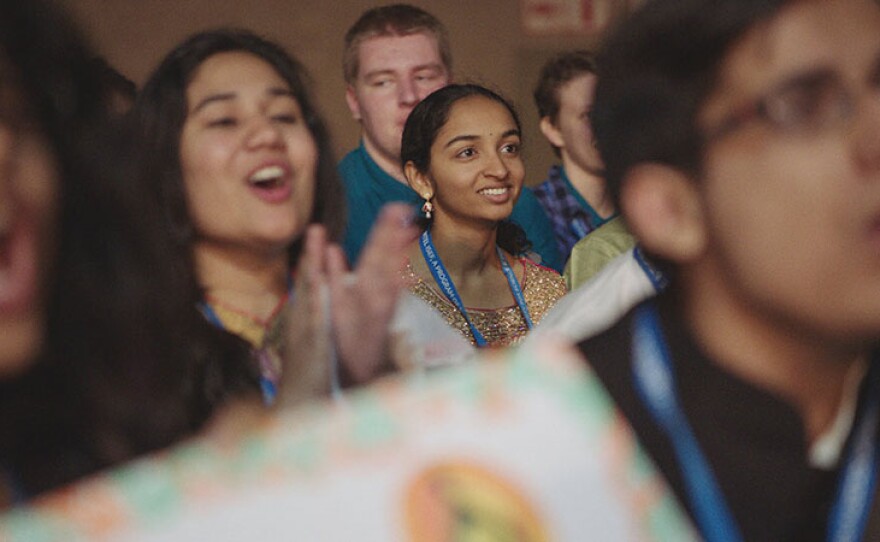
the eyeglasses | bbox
[704,66,880,141]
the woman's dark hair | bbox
[0,0,241,498]
[401,83,530,256]
[91,56,138,114]
[134,28,345,266]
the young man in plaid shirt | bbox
[533,51,620,262]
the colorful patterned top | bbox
[199,295,289,404]
[201,300,286,350]
[403,257,567,347]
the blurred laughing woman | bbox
[134,30,417,406]
[0,1,233,505]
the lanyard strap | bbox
[197,276,293,408]
[633,246,669,293]
[419,229,532,347]
[632,302,880,542]
[828,364,880,542]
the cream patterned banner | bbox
[0,339,696,541]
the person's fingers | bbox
[276,224,336,406]
[299,225,326,280]
[293,224,329,309]
[325,243,350,288]
[299,208,415,386]
[357,203,417,276]
[279,289,332,407]
[327,248,397,383]
[325,245,356,328]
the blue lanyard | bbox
[197,276,293,407]
[419,229,533,347]
[632,302,880,542]
[570,218,590,240]
[633,246,669,293]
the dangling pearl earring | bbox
[421,198,433,219]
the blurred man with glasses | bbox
[578,0,880,539]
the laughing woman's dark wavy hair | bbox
[0,0,235,500]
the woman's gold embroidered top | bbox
[403,258,567,347]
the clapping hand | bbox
[278,204,417,406]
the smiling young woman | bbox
[401,84,567,348]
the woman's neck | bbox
[428,217,499,278]
[195,243,290,322]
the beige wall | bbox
[61,1,624,183]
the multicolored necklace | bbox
[198,280,292,406]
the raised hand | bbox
[328,203,417,384]
[277,203,417,407]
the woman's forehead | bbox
[435,97,516,141]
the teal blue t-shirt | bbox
[339,143,563,272]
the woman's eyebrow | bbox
[443,134,478,148]
[267,87,295,98]
[443,127,520,148]
[192,87,295,114]
[191,92,235,114]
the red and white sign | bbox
[521,0,612,35]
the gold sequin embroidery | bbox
[403,258,567,348]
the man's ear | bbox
[345,85,362,122]
[539,116,565,149]
[621,163,706,264]
[404,161,433,200]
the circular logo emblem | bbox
[404,461,549,541]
